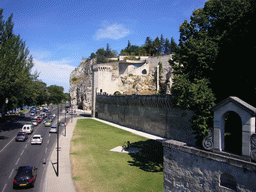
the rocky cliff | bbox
[69,55,173,110]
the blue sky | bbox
[1,0,208,93]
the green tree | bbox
[170,37,178,53]
[96,48,107,64]
[144,37,154,56]
[164,38,171,55]
[170,0,255,143]
[0,9,35,113]
[89,52,96,60]
[171,74,215,143]
[47,85,64,104]
[160,34,165,55]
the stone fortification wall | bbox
[163,139,256,192]
[96,94,196,146]
[69,55,173,110]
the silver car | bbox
[49,126,57,133]
[31,134,43,145]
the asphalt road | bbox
[0,106,71,192]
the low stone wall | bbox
[163,140,256,192]
[96,94,196,146]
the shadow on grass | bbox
[128,139,163,172]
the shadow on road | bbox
[0,135,9,140]
[127,139,163,172]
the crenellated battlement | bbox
[92,64,112,72]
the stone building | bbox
[69,55,173,110]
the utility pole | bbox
[57,104,59,176]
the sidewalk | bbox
[42,110,166,192]
[42,114,84,192]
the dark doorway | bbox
[224,111,242,155]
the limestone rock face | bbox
[69,55,173,109]
[69,59,95,109]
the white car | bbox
[49,126,57,133]
[30,111,35,116]
[31,134,43,144]
[22,125,33,134]
[31,120,38,126]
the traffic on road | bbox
[0,105,71,191]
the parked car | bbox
[31,134,43,145]
[49,126,57,133]
[22,125,33,134]
[19,113,25,118]
[44,120,51,127]
[13,166,37,189]
[15,132,28,142]
[31,120,38,126]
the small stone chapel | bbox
[211,96,256,159]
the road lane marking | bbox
[0,138,14,153]
[15,158,20,165]
[1,184,7,192]
[20,150,24,156]
[47,140,49,144]
[25,144,28,148]
[45,148,48,153]
[8,169,14,179]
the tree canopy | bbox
[170,0,256,143]
[120,35,177,56]
[0,9,68,113]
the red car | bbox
[36,117,42,123]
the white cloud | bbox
[32,59,75,92]
[95,23,130,40]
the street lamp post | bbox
[64,111,66,137]
[57,104,59,176]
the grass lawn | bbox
[70,119,163,192]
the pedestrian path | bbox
[42,115,82,192]
[42,110,166,192]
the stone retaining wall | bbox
[96,94,196,146]
[163,140,256,192]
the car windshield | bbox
[17,133,25,136]
[33,137,40,139]
[17,166,32,174]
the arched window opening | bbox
[224,111,242,155]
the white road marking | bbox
[15,158,20,165]
[47,140,49,144]
[20,150,24,156]
[8,169,14,179]
[0,138,14,153]
[25,144,28,148]
[1,184,7,192]
[45,148,48,153]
